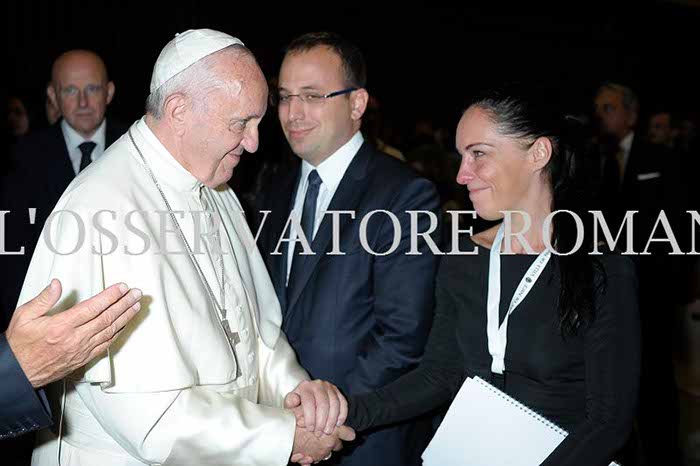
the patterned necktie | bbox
[78,141,97,172]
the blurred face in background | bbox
[648,112,674,146]
[8,97,30,137]
[48,50,114,138]
[594,88,636,141]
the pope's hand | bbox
[290,424,356,465]
[285,379,348,435]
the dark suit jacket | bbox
[0,333,51,439]
[598,133,687,462]
[597,133,684,250]
[0,119,127,329]
[256,142,442,466]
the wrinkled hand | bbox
[285,380,348,436]
[6,279,142,387]
[290,424,356,465]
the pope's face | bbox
[182,53,268,188]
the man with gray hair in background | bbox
[594,81,682,465]
[21,29,353,466]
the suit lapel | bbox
[285,142,373,313]
[265,162,301,311]
[50,124,76,197]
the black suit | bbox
[598,133,684,464]
[0,120,127,329]
[256,141,442,466]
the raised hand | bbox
[6,279,142,387]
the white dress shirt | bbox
[619,131,634,175]
[286,131,364,283]
[61,118,107,175]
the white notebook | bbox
[421,376,620,466]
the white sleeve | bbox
[76,382,297,466]
[257,332,310,408]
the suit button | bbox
[247,353,255,364]
[241,328,249,341]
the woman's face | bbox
[455,106,544,221]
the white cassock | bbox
[19,117,309,466]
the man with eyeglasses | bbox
[256,32,442,466]
[2,50,127,329]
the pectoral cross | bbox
[222,318,242,378]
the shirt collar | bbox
[300,131,364,192]
[61,118,106,151]
[620,131,634,156]
[132,117,203,193]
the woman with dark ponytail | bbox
[307,85,641,465]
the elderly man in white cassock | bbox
[21,29,354,466]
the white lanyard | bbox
[486,224,551,374]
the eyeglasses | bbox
[275,87,357,107]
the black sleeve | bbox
[346,259,467,431]
[541,257,641,466]
[0,333,52,439]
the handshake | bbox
[285,380,356,465]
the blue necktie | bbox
[299,170,322,243]
[288,170,322,289]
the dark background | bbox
[4,2,700,464]
[7,1,700,139]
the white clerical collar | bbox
[61,118,106,152]
[301,131,364,192]
[134,117,203,193]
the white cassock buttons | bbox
[241,328,249,341]
[247,353,255,364]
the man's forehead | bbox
[56,69,106,85]
[279,48,343,86]
[54,52,107,79]
[596,89,623,104]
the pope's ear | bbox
[163,93,188,135]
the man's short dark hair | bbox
[284,32,367,89]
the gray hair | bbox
[597,82,640,115]
[145,44,251,119]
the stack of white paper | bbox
[421,376,619,466]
